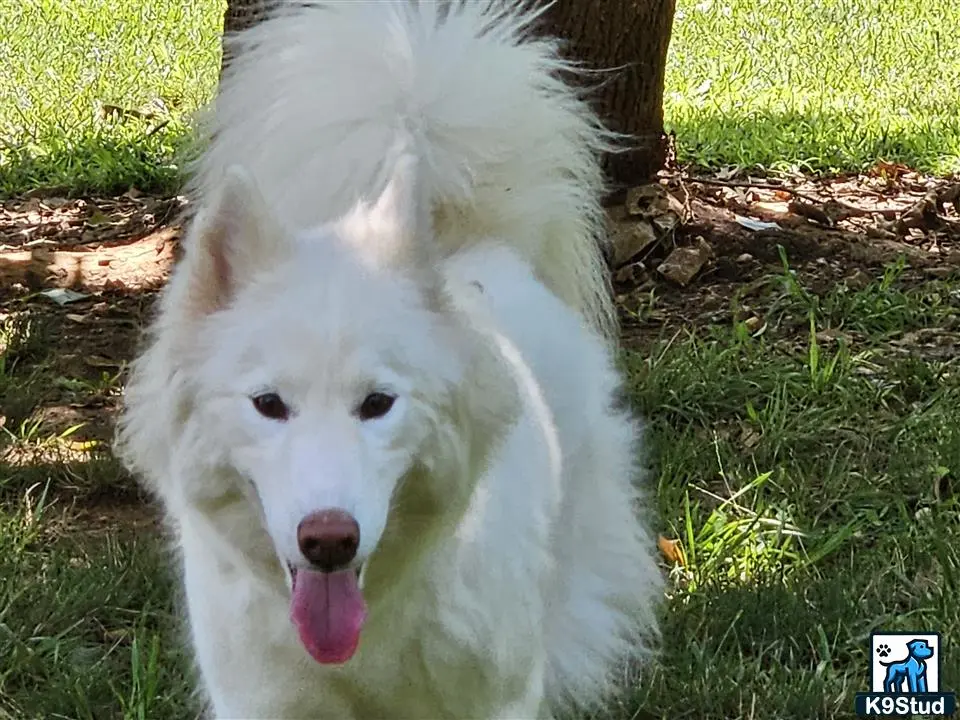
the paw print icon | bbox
[877,643,892,658]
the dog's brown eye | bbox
[252,392,290,421]
[357,392,395,421]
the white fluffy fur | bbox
[117,2,661,718]
[194,0,615,338]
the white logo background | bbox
[871,633,941,693]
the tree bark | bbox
[223,0,279,35]
[219,0,676,185]
[221,0,278,72]
[542,0,676,188]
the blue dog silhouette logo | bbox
[880,638,934,693]
[855,631,956,717]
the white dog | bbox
[117,2,662,718]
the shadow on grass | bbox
[0,475,194,720]
[623,580,861,719]
[0,451,144,508]
[0,383,193,719]
[639,541,960,718]
[0,298,152,524]
[667,108,960,175]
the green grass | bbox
[1,0,958,195]
[0,513,191,720]
[0,0,223,195]
[666,0,960,174]
[2,262,958,718]
[618,262,960,717]
[0,309,192,720]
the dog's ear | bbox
[362,152,436,271]
[182,165,285,317]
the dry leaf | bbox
[658,535,685,566]
[86,209,111,227]
[754,200,790,215]
[614,262,644,286]
[739,426,762,449]
[624,184,662,216]
[743,315,763,333]
[40,288,90,305]
[656,238,713,286]
[610,219,658,267]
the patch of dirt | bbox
[23,489,164,543]
[1,191,185,249]
[608,165,960,346]
[1,165,957,533]
[1,292,156,440]
[0,227,178,291]
[67,492,164,537]
[0,194,178,535]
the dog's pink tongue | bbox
[290,569,367,664]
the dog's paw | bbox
[877,643,891,658]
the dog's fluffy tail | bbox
[194,0,615,336]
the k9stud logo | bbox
[855,632,956,717]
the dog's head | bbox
[907,639,934,660]
[119,154,515,665]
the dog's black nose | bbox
[296,509,360,572]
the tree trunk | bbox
[223,0,279,35]
[542,0,676,188]
[221,0,277,72]
[219,0,676,185]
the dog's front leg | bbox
[904,661,921,694]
